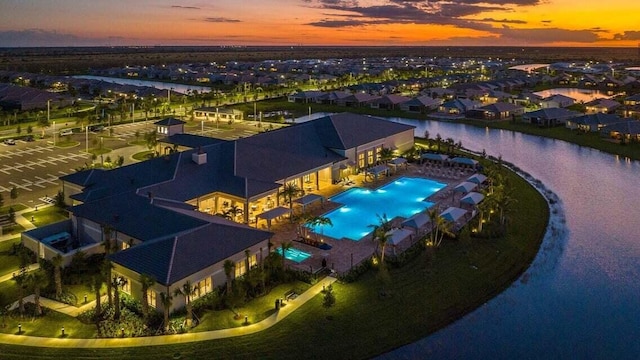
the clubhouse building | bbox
[21,113,415,313]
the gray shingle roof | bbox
[109,221,271,285]
[70,194,208,242]
[154,117,186,126]
[311,113,415,150]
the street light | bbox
[53,121,56,147]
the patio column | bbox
[244,201,249,224]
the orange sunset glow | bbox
[0,0,639,47]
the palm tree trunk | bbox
[34,286,42,316]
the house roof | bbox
[572,113,623,126]
[480,102,523,113]
[160,133,227,149]
[62,155,181,202]
[154,117,186,126]
[310,113,415,150]
[109,221,271,286]
[523,108,580,119]
[70,194,208,242]
[601,120,640,135]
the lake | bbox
[72,75,212,94]
[377,118,640,359]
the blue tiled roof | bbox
[109,222,271,285]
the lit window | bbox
[235,260,246,278]
[148,290,157,308]
[193,277,212,300]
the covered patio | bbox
[294,193,325,213]
[364,164,390,182]
[257,206,291,230]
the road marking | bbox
[9,181,31,192]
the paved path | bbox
[0,263,40,284]
[0,276,337,348]
[0,205,38,243]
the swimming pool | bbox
[276,247,312,263]
[308,177,446,241]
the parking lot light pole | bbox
[53,121,56,147]
[85,126,89,153]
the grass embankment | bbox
[0,166,549,359]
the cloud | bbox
[171,5,201,10]
[477,18,527,25]
[495,27,603,43]
[613,31,640,40]
[202,17,242,23]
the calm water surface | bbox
[72,75,212,94]
[378,118,640,359]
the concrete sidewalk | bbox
[0,276,337,348]
[0,263,40,283]
[0,205,40,243]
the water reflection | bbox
[71,75,212,94]
[378,117,640,359]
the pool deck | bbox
[270,161,480,275]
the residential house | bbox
[466,102,524,120]
[540,94,576,109]
[399,95,442,113]
[523,108,581,127]
[566,113,624,132]
[600,120,640,141]
[370,94,411,110]
[438,99,480,115]
[584,98,621,114]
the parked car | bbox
[3,139,16,145]
[89,124,105,132]
[60,129,73,136]
[24,135,35,142]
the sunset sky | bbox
[1,0,639,47]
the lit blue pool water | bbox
[308,177,446,241]
[276,247,312,263]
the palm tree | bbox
[280,241,293,267]
[101,261,114,307]
[89,272,104,319]
[378,147,394,164]
[112,276,127,320]
[140,274,156,321]
[224,204,244,222]
[174,281,197,327]
[159,292,173,332]
[296,212,313,239]
[223,260,235,294]
[12,270,27,318]
[279,183,303,221]
[51,253,64,299]
[309,216,333,241]
[427,209,454,247]
[435,133,443,152]
[374,227,393,264]
[28,269,49,316]
[245,249,252,273]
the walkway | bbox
[0,206,38,243]
[0,276,337,348]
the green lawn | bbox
[194,281,311,331]
[54,140,80,148]
[0,309,96,338]
[0,281,20,308]
[23,207,68,227]
[0,204,28,215]
[0,238,21,276]
[132,151,154,161]
[88,148,112,156]
[0,165,549,359]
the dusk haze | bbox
[1,0,640,47]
